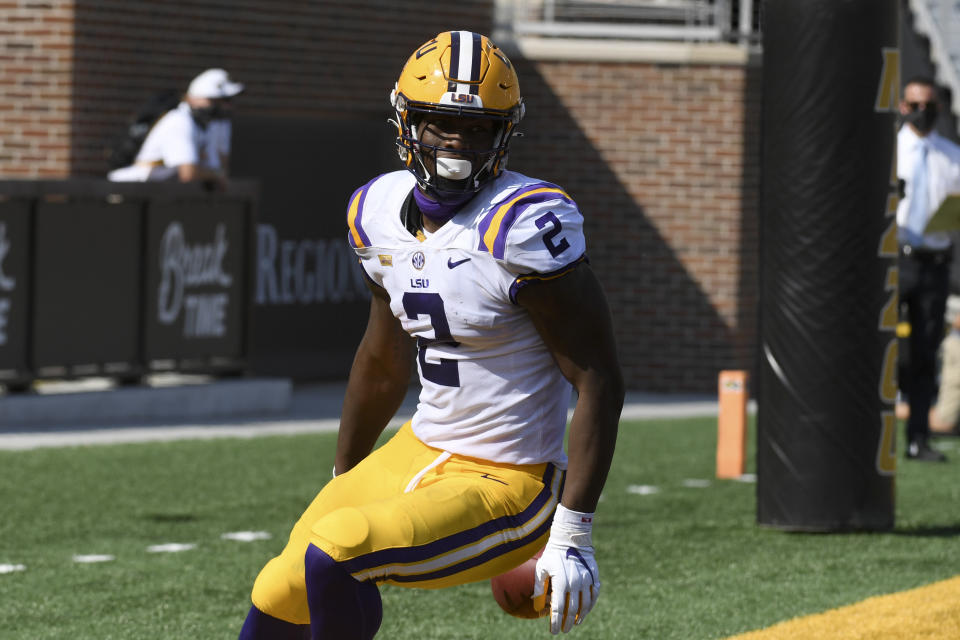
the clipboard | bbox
[924,194,960,233]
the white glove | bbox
[533,504,600,634]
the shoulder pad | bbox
[346,175,380,249]
[346,172,412,249]
[477,183,572,258]
[476,183,585,273]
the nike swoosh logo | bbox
[565,548,596,581]
[447,257,471,269]
[480,473,508,485]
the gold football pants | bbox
[250,422,562,624]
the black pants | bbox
[899,250,950,444]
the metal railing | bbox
[505,0,760,43]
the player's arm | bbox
[518,262,623,635]
[518,261,623,511]
[334,280,414,474]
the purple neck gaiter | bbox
[414,188,472,224]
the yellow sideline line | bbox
[724,575,960,640]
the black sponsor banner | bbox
[758,0,898,530]
[144,200,248,364]
[0,200,31,379]
[251,222,372,377]
[32,200,142,373]
[232,117,393,379]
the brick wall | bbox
[511,58,761,391]
[0,0,760,393]
[0,0,74,177]
[68,0,494,175]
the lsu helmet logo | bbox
[451,93,475,104]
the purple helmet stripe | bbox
[449,31,460,80]
[470,32,482,84]
[339,464,559,576]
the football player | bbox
[238,30,623,639]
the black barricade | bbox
[758,0,898,531]
[0,199,31,382]
[144,200,248,368]
[232,117,390,379]
[32,199,142,377]
[0,180,257,385]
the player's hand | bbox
[533,505,599,634]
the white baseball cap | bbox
[187,68,244,99]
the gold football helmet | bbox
[390,31,525,199]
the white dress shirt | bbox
[897,125,960,249]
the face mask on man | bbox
[191,106,215,128]
[904,101,939,134]
[191,102,231,128]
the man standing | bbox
[897,76,960,461]
[238,31,624,639]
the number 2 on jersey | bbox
[402,292,460,387]
[536,211,570,257]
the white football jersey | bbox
[346,170,587,466]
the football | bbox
[490,547,549,619]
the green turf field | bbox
[1,418,958,639]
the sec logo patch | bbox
[412,251,425,270]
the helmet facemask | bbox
[391,93,521,202]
